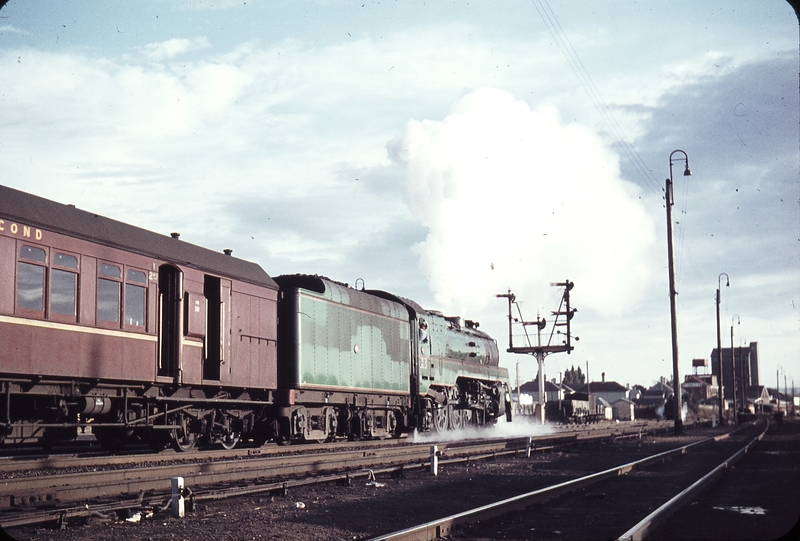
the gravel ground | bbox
[3,425,756,541]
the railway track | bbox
[0,422,674,530]
[369,421,769,540]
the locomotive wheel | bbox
[386,410,399,439]
[432,404,449,433]
[450,408,465,431]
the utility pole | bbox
[739,342,747,415]
[785,372,789,416]
[586,360,591,416]
[730,315,740,424]
[665,150,691,435]
[716,273,729,423]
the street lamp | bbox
[666,149,691,434]
[730,314,740,423]
[739,337,747,415]
[716,273,729,424]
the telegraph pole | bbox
[716,273,729,423]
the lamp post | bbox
[784,371,789,416]
[666,150,691,434]
[716,273,729,423]
[730,314,740,423]
[739,338,747,415]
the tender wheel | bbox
[432,404,449,433]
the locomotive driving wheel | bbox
[432,403,449,433]
[450,408,465,430]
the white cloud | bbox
[0,25,29,35]
[140,37,211,60]
[392,88,660,317]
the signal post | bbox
[498,281,577,424]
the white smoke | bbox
[389,88,659,318]
[411,416,555,443]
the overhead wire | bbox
[531,0,662,196]
[532,0,704,292]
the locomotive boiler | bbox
[0,184,511,452]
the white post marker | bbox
[171,476,185,518]
[526,436,533,458]
[430,445,438,476]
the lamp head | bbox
[683,163,692,176]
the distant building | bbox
[612,398,636,421]
[745,385,771,413]
[572,373,630,406]
[710,342,759,403]
[648,379,674,397]
[519,378,565,404]
[596,397,613,420]
[682,374,718,401]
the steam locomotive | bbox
[0,184,511,452]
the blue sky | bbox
[1,0,797,390]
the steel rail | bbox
[0,424,686,507]
[368,427,748,541]
[0,427,660,529]
[0,434,581,507]
[615,420,770,541]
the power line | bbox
[531,0,662,196]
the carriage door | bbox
[158,264,183,380]
[203,275,222,381]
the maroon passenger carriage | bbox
[0,184,279,451]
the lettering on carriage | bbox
[0,220,43,240]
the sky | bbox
[1,0,798,392]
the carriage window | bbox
[50,252,79,318]
[51,269,77,316]
[17,261,45,312]
[17,245,46,313]
[97,279,120,322]
[99,263,121,279]
[54,253,78,269]
[127,269,146,284]
[124,269,147,328]
[97,262,121,323]
[20,245,46,263]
